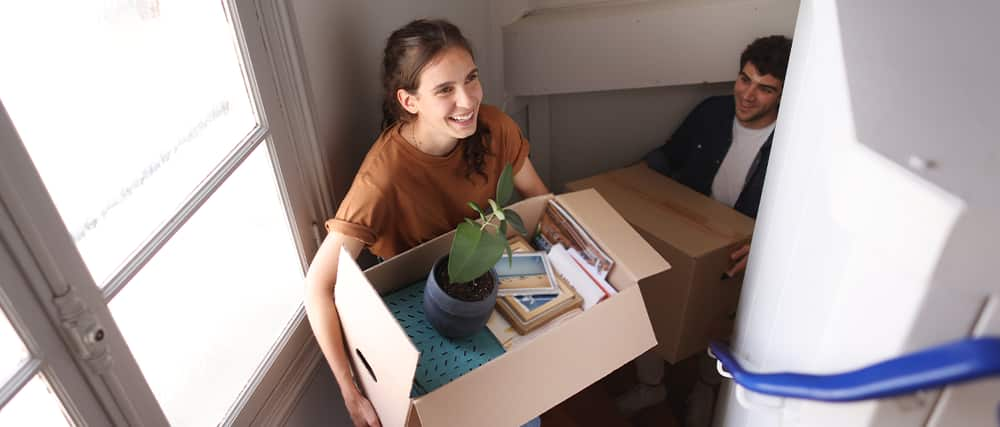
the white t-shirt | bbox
[711,119,775,207]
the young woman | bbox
[303,19,549,427]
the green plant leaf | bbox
[496,163,514,206]
[448,222,507,284]
[504,209,527,235]
[489,199,504,221]
[467,201,484,216]
[464,218,477,227]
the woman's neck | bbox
[407,121,459,157]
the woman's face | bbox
[399,46,482,141]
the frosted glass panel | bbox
[109,145,302,426]
[0,0,258,285]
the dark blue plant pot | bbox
[422,255,499,339]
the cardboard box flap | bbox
[555,189,670,284]
[566,165,754,257]
[365,235,452,295]
[335,247,419,427]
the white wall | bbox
[503,0,797,96]
[499,0,797,190]
[546,82,732,190]
[287,0,496,207]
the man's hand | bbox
[726,244,751,278]
[345,390,381,427]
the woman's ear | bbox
[396,89,419,115]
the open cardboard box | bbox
[335,189,669,427]
[566,164,755,363]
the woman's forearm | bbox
[303,233,366,399]
[304,283,360,398]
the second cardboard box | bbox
[566,163,754,363]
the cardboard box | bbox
[565,164,754,363]
[335,190,669,427]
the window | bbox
[0,0,321,425]
[0,307,74,426]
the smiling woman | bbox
[303,19,549,427]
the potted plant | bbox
[423,164,528,339]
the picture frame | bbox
[495,251,559,296]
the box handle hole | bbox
[355,348,378,383]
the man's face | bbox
[733,62,783,129]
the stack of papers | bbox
[547,244,616,310]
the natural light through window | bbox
[0,375,74,426]
[0,0,257,286]
[108,145,303,426]
[0,0,311,423]
[0,308,28,387]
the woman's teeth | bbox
[450,112,473,121]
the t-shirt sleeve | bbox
[493,109,531,174]
[324,172,389,246]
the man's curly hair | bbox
[740,35,793,82]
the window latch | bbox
[53,285,112,375]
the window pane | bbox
[0,1,258,285]
[108,145,303,426]
[0,307,29,383]
[0,374,74,426]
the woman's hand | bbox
[344,389,381,427]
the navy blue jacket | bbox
[643,95,772,219]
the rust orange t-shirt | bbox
[325,105,530,259]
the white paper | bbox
[546,244,606,310]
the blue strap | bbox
[710,337,1000,402]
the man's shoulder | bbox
[693,95,735,116]
[679,95,735,130]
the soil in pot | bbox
[434,258,496,302]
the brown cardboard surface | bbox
[336,191,667,426]
[555,189,671,287]
[634,230,695,358]
[567,165,753,257]
[413,286,654,427]
[565,164,754,362]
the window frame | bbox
[0,0,329,424]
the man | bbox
[617,35,793,425]
[646,34,791,275]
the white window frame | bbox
[0,0,331,424]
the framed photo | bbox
[495,251,559,296]
[511,293,558,312]
[505,272,576,320]
[496,275,583,334]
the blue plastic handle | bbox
[710,337,1000,402]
